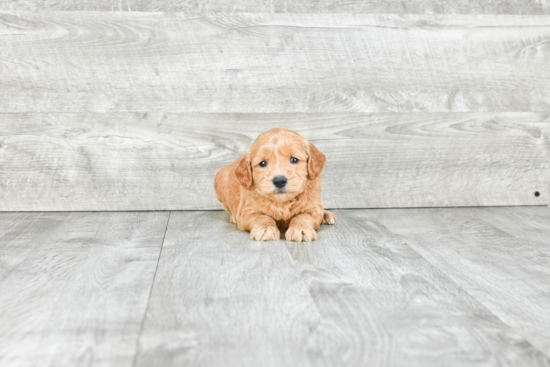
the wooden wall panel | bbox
[1,13,550,113]
[1,12,548,210]
[1,0,549,14]
[1,112,547,210]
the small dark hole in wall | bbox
[534,191,540,197]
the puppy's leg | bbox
[220,203,237,224]
[239,214,280,241]
[286,211,323,243]
[322,210,337,225]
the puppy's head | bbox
[235,128,326,202]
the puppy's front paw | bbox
[285,226,317,242]
[322,210,337,225]
[250,224,281,241]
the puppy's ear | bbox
[235,154,253,189]
[307,142,326,180]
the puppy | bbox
[214,128,337,242]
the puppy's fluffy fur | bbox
[214,128,337,242]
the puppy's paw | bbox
[230,214,237,224]
[250,224,280,241]
[285,226,317,242]
[322,210,337,225]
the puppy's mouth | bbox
[274,188,287,195]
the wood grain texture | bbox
[135,210,550,366]
[373,206,550,355]
[286,209,550,366]
[2,13,550,113]
[134,211,323,367]
[1,112,548,211]
[1,0,549,13]
[0,211,170,367]
[0,212,70,281]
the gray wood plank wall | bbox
[2,1,549,13]
[0,10,549,210]
[2,13,550,113]
[1,112,548,210]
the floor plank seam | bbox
[130,211,172,367]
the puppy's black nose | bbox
[273,175,287,188]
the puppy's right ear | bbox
[235,154,253,189]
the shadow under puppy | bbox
[214,128,337,242]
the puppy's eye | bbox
[259,161,267,167]
[290,157,299,164]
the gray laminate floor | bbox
[1,207,549,367]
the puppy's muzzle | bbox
[272,175,288,189]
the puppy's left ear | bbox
[307,142,326,180]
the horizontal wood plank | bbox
[373,206,550,354]
[0,112,548,210]
[2,0,550,14]
[0,211,169,367]
[135,210,550,366]
[1,13,550,113]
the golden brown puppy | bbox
[214,128,337,242]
